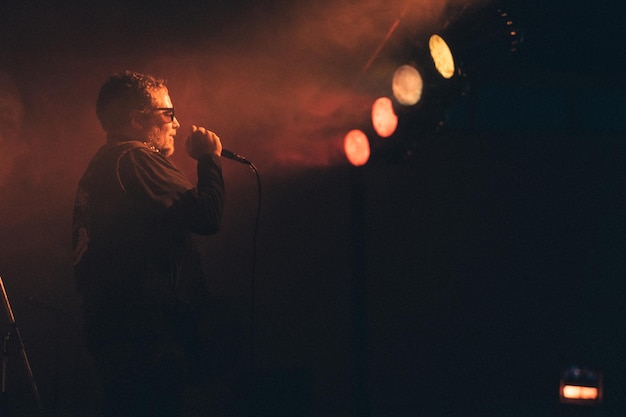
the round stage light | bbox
[371,97,398,138]
[392,65,423,106]
[343,129,370,167]
[429,34,456,79]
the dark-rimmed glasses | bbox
[153,107,175,122]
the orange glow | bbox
[343,129,370,167]
[371,97,398,138]
[392,65,423,106]
[429,34,455,79]
[562,385,599,400]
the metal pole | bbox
[0,276,45,416]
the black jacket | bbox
[72,140,224,350]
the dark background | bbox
[0,0,624,416]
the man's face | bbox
[141,87,179,156]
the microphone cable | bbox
[245,160,261,374]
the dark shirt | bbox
[72,140,224,351]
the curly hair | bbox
[96,70,167,133]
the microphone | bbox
[222,149,252,165]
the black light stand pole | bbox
[2,326,9,415]
[0,276,44,416]
[350,168,371,417]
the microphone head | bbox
[222,149,252,165]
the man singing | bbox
[72,70,225,417]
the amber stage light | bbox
[427,6,522,80]
[428,34,456,80]
[559,365,603,406]
[562,385,599,401]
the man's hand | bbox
[186,125,223,160]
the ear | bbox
[129,110,145,129]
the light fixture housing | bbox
[428,5,523,81]
[559,365,603,406]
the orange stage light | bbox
[559,365,603,406]
[562,385,599,401]
[371,97,398,138]
[343,129,370,167]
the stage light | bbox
[391,64,423,106]
[428,34,455,79]
[559,365,603,406]
[343,129,370,167]
[388,58,460,132]
[426,5,522,80]
[562,385,599,401]
[371,97,398,138]
[342,3,523,166]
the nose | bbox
[172,116,180,129]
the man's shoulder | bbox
[104,141,169,169]
[90,141,149,162]
[109,141,151,156]
[81,141,156,182]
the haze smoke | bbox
[1,0,492,239]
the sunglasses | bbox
[153,107,175,122]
